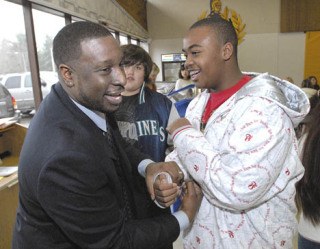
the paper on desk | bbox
[0,117,18,129]
[0,166,18,176]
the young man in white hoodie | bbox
[150,15,310,249]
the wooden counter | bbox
[0,124,27,249]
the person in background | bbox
[301,76,319,99]
[308,76,319,90]
[147,62,160,91]
[295,93,320,140]
[114,45,181,232]
[115,44,179,163]
[150,15,310,248]
[174,63,194,98]
[12,21,202,249]
[302,76,319,90]
[295,92,320,249]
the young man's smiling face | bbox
[183,25,226,91]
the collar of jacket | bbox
[138,82,146,104]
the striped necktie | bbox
[105,118,133,221]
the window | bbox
[131,39,137,45]
[140,41,149,52]
[33,9,65,73]
[119,34,128,45]
[24,74,33,88]
[5,76,21,89]
[72,16,86,23]
[0,0,30,75]
[32,8,64,98]
[0,0,141,118]
[0,84,7,98]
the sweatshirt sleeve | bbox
[169,97,300,211]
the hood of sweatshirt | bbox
[235,72,310,127]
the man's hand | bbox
[180,181,203,223]
[166,117,191,135]
[145,161,184,201]
[153,173,180,208]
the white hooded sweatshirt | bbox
[166,73,310,249]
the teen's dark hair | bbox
[190,14,238,56]
[120,44,153,84]
[53,21,112,67]
[295,98,320,225]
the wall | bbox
[147,0,306,86]
[281,0,320,32]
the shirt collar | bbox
[71,98,107,132]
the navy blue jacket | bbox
[115,86,173,163]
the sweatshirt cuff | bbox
[171,125,193,140]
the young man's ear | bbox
[59,64,75,87]
[222,42,233,61]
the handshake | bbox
[145,161,203,223]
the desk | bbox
[0,124,27,249]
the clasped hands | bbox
[146,161,202,222]
[145,117,202,222]
[146,161,184,207]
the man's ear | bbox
[222,42,233,61]
[59,64,75,87]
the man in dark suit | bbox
[12,21,202,249]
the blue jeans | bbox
[298,234,320,249]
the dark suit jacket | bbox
[12,83,179,249]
